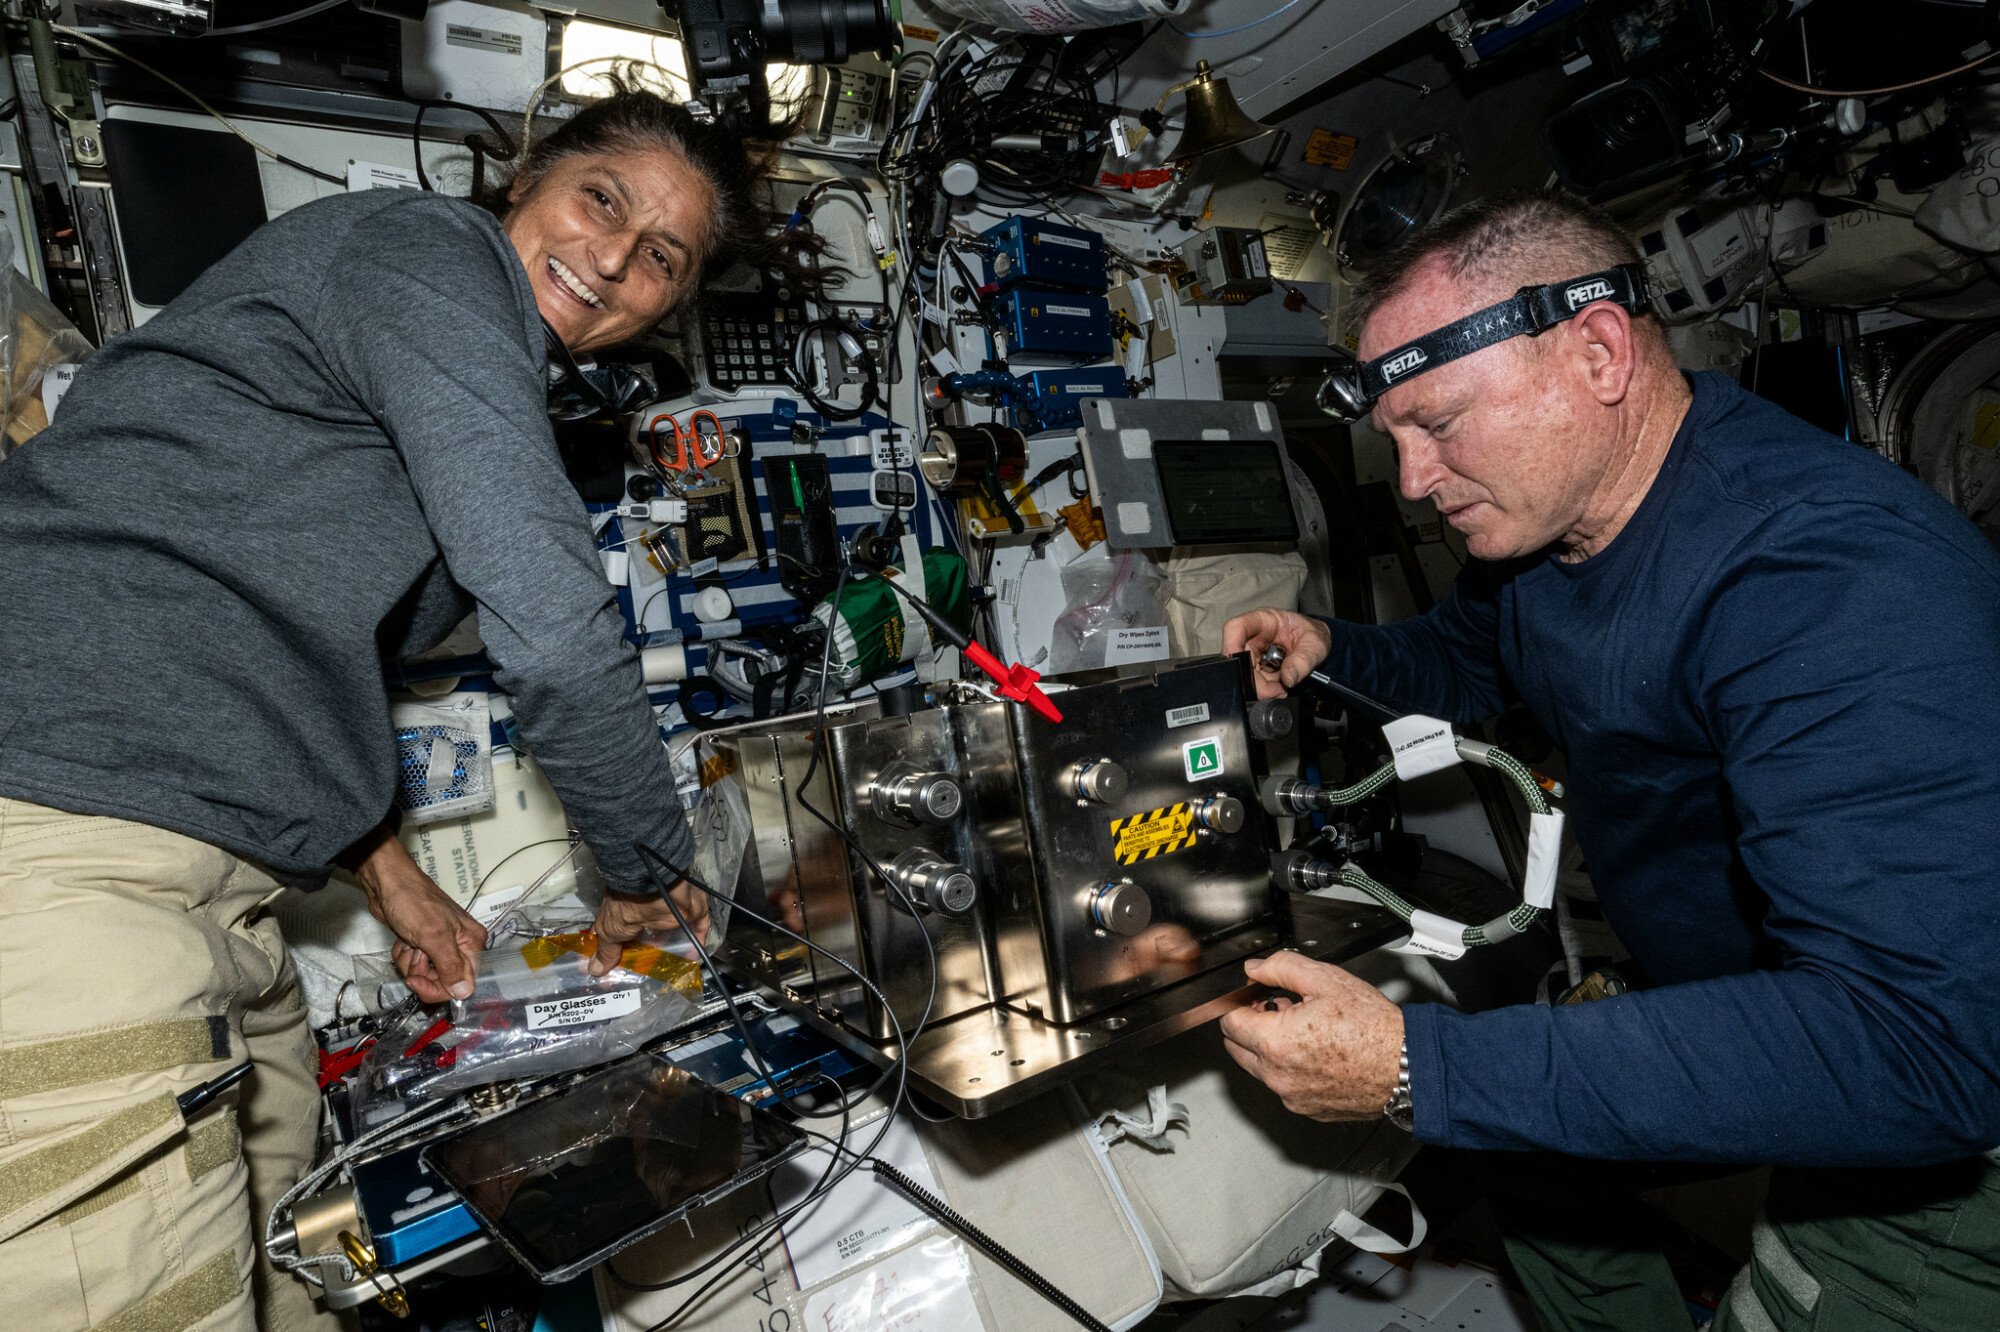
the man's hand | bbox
[351,826,488,1004]
[1223,609,1332,700]
[1219,950,1405,1121]
[589,882,708,976]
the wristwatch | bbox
[1383,1039,1414,1132]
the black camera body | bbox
[662,0,895,98]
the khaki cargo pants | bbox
[0,798,342,1331]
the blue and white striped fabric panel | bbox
[590,406,954,739]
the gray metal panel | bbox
[1075,396,1290,551]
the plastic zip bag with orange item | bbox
[350,929,704,1128]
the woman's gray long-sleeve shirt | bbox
[0,189,694,890]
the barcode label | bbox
[1165,703,1210,728]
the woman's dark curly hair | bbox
[478,65,828,307]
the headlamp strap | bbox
[1355,263,1649,404]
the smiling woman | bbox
[479,67,830,354]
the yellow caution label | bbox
[1110,803,1198,865]
[1304,129,1359,170]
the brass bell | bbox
[1157,60,1276,162]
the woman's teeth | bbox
[549,257,603,309]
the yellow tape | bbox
[1110,803,1198,865]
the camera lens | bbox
[759,0,894,66]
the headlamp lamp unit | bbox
[1316,263,1651,424]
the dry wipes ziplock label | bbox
[1381,714,1459,781]
[526,987,642,1030]
[1392,910,1468,961]
[1525,809,1566,910]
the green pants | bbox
[1469,1150,2000,1330]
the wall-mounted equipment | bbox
[1145,60,1276,167]
[1077,398,1299,550]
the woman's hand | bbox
[349,825,488,1003]
[588,881,708,977]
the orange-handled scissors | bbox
[646,409,729,487]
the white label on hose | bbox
[525,986,641,1030]
[1392,910,1468,960]
[1525,809,1565,910]
[1381,714,1459,781]
[1110,115,1131,158]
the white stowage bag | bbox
[1067,948,1450,1301]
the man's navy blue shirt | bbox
[1323,371,2000,1165]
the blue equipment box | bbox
[1013,366,1129,433]
[980,215,1110,294]
[994,290,1115,366]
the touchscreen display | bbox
[1153,440,1298,544]
[420,1054,806,1283]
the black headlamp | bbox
[1316,263,1651,423]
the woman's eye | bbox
[588,188,612,210]
[647,248,672,273]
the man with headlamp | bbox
[1221,191,2000,1331]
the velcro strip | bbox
[0,1017,230,1102]
[0,1093,181,1237]
[90,1249,242,1332]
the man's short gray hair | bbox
[1350,190,1645,333]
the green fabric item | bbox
[1484,1153,2000,1332]
[818,552,972,685]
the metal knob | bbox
[871,763,963,826]
[887,848,978,917]
[1067,758,1129,804]
[1246,698,1294,741]
[1088,880,1152,937]
[1194,796,1245,834]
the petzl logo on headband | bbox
[1381,347,1427,381]
[1564,278,1616,309]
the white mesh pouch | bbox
[390,694,494,826]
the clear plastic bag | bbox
[351,930,703,1127]
[1049,546,1170,675]
[0,231,95,456]
[390,694,495,825]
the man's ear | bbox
[1568,301,1638,406]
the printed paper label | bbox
[1040,232,1090,249]
[1104,626,1168,663]
[1044,303,1090,318]
[346,160,421,193]
[1165,702,1210,729]
[40,364,77,420]
[446,23,522,55]
[1381,714,1459,781]
[1391,909,1468,961]
[525,987,641,1030]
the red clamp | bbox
[963,641,1063,724]
[317,1037,375,1089]
[1099,168,1176,192]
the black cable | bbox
[409,99,518,195]
[786,317,880,421]
[870,1160,1113,1332]
[609,845,911,1305]
[203,0,348,37]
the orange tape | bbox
[517,931,701,995]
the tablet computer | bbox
[419,1053,808,1283]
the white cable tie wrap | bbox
[1525,809,1565,910]
[1381,714,1461,781]
[1096,1084,1190,1151]
[1392,909,1469,961]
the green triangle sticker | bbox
[1183,737,1223,781]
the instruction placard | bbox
[1304,128,1360,169]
